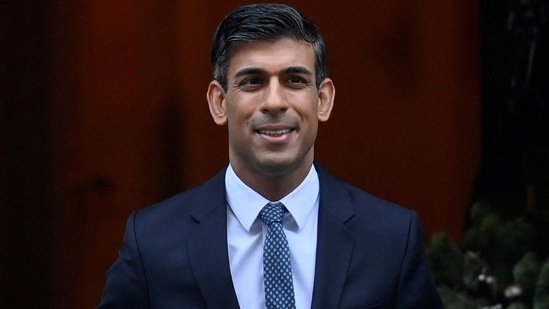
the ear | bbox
[317,78,335,122]
[207,80,227,125]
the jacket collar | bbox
[186,167,241,309]
[311,163,356,309]
[186,164,356,309]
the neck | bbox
[231,159,313,201]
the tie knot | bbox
[259,202,285,225]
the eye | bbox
[238,77,264,90]
[243,77,262,85]
[286,76,310,89]
[288,76,307,84]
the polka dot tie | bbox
[259,202,296,309]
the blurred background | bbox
[1,0,547,308]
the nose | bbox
[261,79,288,114]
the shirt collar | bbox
[225,164,319,232]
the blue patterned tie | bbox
[259,202,296,309]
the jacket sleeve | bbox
[396,211,443,308]
[97,212,150,309]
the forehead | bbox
[227,39,316,76]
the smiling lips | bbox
[256,128,295,143]
[257,128,293,136]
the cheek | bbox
[228,94,260,116]
[294,98,320,120]
[225,104,255,133]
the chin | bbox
[254,155,307,177]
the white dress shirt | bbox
[225,164,319,309]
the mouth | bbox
[256,128,294,136]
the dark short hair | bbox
[211,3,328,91]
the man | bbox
[98,3,443,308]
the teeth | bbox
[258,129,292,135]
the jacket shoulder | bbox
[315,163,414,219]
[131,167,227,234]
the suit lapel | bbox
[311,164,356,309]
[183,164,356,309]
[185,168,240,309]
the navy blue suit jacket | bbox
[98,164,442,308]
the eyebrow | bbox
[284,66,314,76]
[234,66,314,78]
[234,67,267,78]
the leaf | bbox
[534,258,549,309]
[513,252,542,299]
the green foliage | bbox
[534,260,549,309]
[429,201,549,309]
[437,286,477,309]
[508,303,529,309]
[514,253,542,300]
[428,232,464,288]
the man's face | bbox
[208,39,334,179]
